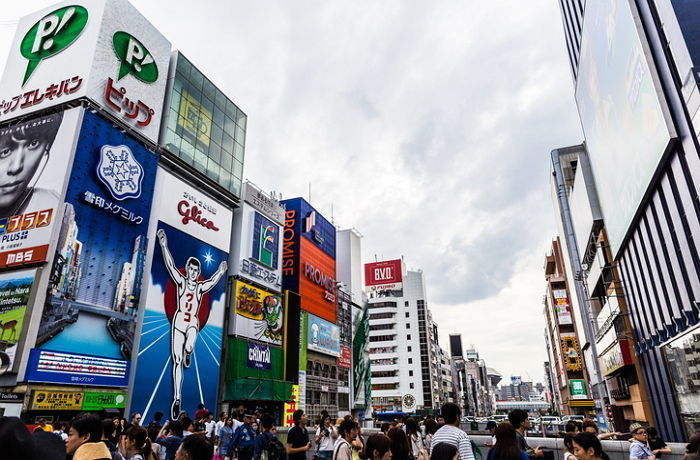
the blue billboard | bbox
[31,110,157,386]
[281,198,336,259]
[307,313,340,357]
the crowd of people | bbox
[4,402,700,460]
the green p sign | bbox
[112,31,158,82]
[20,5,88,86]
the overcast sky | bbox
[0,1,584,385]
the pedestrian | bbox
[214,413,227,439]
[218,417,235,460]
[194,404,210,422]
[175,434,214,460]
[0,416,66,460]
[285,409,312,460]
[431,443,459,460]
[485,422,497,448]
[562,434,575,460]
[406,417,427,460]
[429,403,474,460]
[582,419,619,441]
[37,417,54,432]
[683,433,700,460]
[351,418,366,460]
[333,419,359,460]
[230,413,257,460]
[254,413,287,460]
[366,433,393,460]
[147,412,164,442]
[204,413,217,439]
[647,428,671,458]
[101,418,123,460]
[388,428,411,460]
[66,413,113,460]
[486,423,528,460]
[156,420,184,460]
[507,410,542,459]
[629,424,655,460]
[572,432,610,460]
[381,423,391,434]
[424,419,438,449]
[54,421,69,441]
[316,414,338,458]
[125,426,155,460]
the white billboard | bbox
[0,108,82,268]
[0,0,171,143]
[575,0,676,256]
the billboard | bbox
[569,379,588,400]
[283,385,299,426]
[230,280,284,346]
[561,335,583,372]
[131,167,232,421]
[0,0,171,142]
[552,289,573,326]
[32,110,157,386]
[298,239,337,322]
[26,349,129,387]
[0,269,36,372]
[365,259,403,298]
[575,0,676,256]
[307,313,340,357]
[0,109,82,268]
[339,345,351,369]
[224,337,285,381]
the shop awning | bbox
[224,378,294,402]
[568,399,595,407]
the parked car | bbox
[461,416,475,423]
[490,415,508,423]
[540,416,561,425]
[561,415,585,423]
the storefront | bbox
[19,385,126,424]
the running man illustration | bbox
[156,228,228,420]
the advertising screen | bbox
[0,0,171,142]
[552,289,573,326]
[131,167,232,421]
[299,238,337,322]
[307,313,340,357]
[575,0,676,256]
[230,280,284,346]
[32,110,157,387]
[0,269,36,372]
[0,109,82,268]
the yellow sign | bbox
[235,280,272,320]
[178,90,212,147]
[562,336,583,371]
[283,385,300,427]
[31,390,84,411]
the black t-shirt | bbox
[287,425,309,460]
[649,438,667,458]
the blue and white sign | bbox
[97,144,144,200]
[25,349,130,388]
[307,313,340,357]
[247,342,272,370]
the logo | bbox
[112,31,158,82]
[252,213,279,268]
[178,201,220,231]
[247,343,271,370]
[96,145,144,201]
[20,5,89,86]
[402,394,416,409]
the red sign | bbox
[0,245,49,268]
[339,346,351,368]
[299,238,336,322]
[365,259,402,286]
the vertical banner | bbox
[30,110,157,387]
[283,385,299,426]
[132,168,232,421]
[0,269,36,371]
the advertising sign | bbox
[569,379,588,400]
[0,269,36,372]
[0,0,171,142]
[231,280,283,346]
[298,239,337,322]
[365,259,403,299]
[244,183,285,226]
[32,110,157,386]
[30,389,84,410]
[132,168,232,421]
[339,345,351,369]
[307,313,340,357]
[600,339,633,376]
[247,342,272,370]
[26,349,129,387]
[283,385,299,426]
[575,0,675,256]
[552,289,573,326]
[0,109,82,268]
[561,335,583,372]
[82,391,126,411]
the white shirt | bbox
[205,421,217,438]
[215,420,225,437]
[316,426,336,451]
[429,425,474,460]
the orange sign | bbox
[298,238,336,322]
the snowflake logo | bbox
[96,145,144,201]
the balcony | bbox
[610,388,630,400]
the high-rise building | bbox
[558,0,700,440]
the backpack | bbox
[260,432,287,460]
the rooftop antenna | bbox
[331,202,334,224]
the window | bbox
[407,334,411,340]
[405,312,410,318]
[409,370,413,376]
[410,383,415,389]
[408,346,412,352]
[405,301,409,306]
[408,358,413,364]
[406,323,411,329]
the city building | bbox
[558,0,700,440]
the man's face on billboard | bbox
[187,261,200,281]
[0,127,53,209]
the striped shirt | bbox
[429,424,475,460]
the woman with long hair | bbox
[572,432,610,460]
[405,418,426,460]
[366,433,393,460]
[562,434,576,460]
[424,419,438,451]
[388,428,411,460]
[487,422,528,460]
[126,425,154,460]
[218,417,235,460]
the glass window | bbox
[219,170,232,192]
[202,78,216,102]
[193,149,207,172]
[179,138,195,166]
[410,383,414,389]
[213,107,225,130]
[236,111,247,130]
[202,95,215,115]
[206,160,220,183]
[223,116,236,138]
[222,133,235,154]
[229,178,241,197]
[235,124,246,145]
[176,56,190,80]
[233,160,243,180]
[233,141,244,161]
[220,152,234,172]
[663,326,700,439]
[210,123,223,148]
[189,68,204,90]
